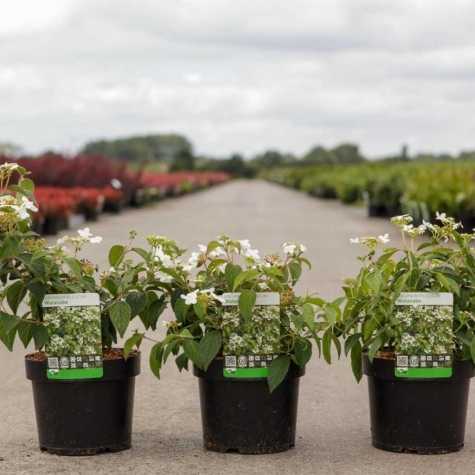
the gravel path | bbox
[1,180,474,474]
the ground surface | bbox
[1,180,474,474]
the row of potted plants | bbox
[0,155,230,235]
[1,163,475,456]
[263,160,475,227]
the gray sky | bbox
[1,0,475,158]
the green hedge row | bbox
[262,160,475,227]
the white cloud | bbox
[1,0,475,158]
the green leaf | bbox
[435,273,460,296]
[198,331,222,370]
[149,343,164,378]
[288,262,302,283]
[64,257,82,277]
[302,303,316,330]
[232,269,259,291]
[363,316,379,341]
[344,333,361,356]
[183,338,201,367]
[6,281,26,314]
[126,291,147,316]
[208,259,228,273]
[109,245,125,267]
[140,297,166,330]
[173,297,188,322]
[368,335,383,361]
[366,270,382,293]
[32,325,49,350]
[193,301,207,320]
[239,289,256,321]
[324,304,339,325]
[267,355,291,393]
[0,313,20,351]
[175,353,189,372]
[225,263,242,289]
[294,339,312,367]
[351,340,363,382]
[19,178,35,194]
[17,321,34,348]
[109,301,131,337]
[0,236,20,259]
[124,332,143,360]
[322,328,332,364]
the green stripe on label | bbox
[223,367,269,378]
[395,367,452,379]
[47,368,104,380]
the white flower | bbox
[77,227,102,244]
[198,244,207,253]
[239,239,251,250]
[78,227,93,239]
[0,163,19,172]
[349,237,360,244]
[282,242,306,256]
[195,287,226,304]
[283,242,297,256]
[422,220,434,231]
[111,178,122,189]
[17,206,30,220]
[184,251,200,271]
[182,290,199,305]
[403,224,414,232]
[377,234,390,244]
[21,196,38,213]
[155,270,172,283]
[244,247,260,260]
[209,247,226,258]
[153,246,174,267]
[436,211,447,222]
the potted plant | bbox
[340,213,475,454]
[0,164,168,455]
[133,236,334,454]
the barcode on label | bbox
[397,355,409,367]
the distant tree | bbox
[331,143,364,164]
[302,146,335,165]
[251,150,296,168]
[301,143,365,165]
[81,134,193,164]
[197,154,254,177]
[169,148,196,171]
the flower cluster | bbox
[0,163,38,232]
[394,305,454,355]
[57,227,103,254]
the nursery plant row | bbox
[262,159,475,228]
[0,154,229,235]
[2,164,475,457]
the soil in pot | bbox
[25,349,140,456]
[193,358,304,454]
[363,354,474,454]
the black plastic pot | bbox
[364,355,474,454]
[193,358,304,454]
[25,352,140,456]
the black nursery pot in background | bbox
[194,358,304,454]
[363,355,474,454]
[25,352,140,456]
